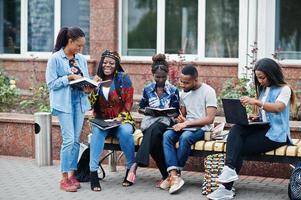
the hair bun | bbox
[152,53,166,63]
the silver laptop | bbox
[222,98,269,126]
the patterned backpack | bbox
[202,153,225,195]
[288,166,301,200]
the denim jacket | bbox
[259,86,292,144]
[46,48,91,114]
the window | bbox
[275,0,301,59]
[121,0,239,59]
[0,0,21,54]
[61,0,90,55]
[165,0,198,54]
[28,0,54,52]
[205,0,239,58]
[121,0,157,56]
[0,0,90,56]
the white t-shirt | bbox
[180,83,217,131]
[261,85,291,121]
[102,87,110,101]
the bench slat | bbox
[275,146,287,156]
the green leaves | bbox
[20,83,50,113]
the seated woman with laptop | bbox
[207,58,296,200]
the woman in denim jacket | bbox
[208,58,296,200]
[46,27,91,192]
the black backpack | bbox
[288,166,301,200]
[75,145,114,182]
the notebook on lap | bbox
[90,118,121,130]
[221,98,269,126]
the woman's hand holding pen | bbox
[93,75,102,83]
[68,74,82,81]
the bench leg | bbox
[108,150,117,172]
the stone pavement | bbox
[0,155,289,200]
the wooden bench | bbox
[102,129,301,171]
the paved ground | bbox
[0,155,290,200]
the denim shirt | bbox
[46,48,91,114]
[259,86,291,144]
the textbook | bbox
[69,77,99,89]
[144,107,178,117]
[89,118,121,130]
[69,78,111,89]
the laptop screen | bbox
[222,98,250,125]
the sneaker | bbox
[169,176,184,194]
[69,175,81,189]
[207,185,234,200]
[159,177,171,190]
[60,179,77,192]
[218,166,239,183]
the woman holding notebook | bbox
[208,58,296,200]
[126,53,180,188]
[46,27,90,192]
[89,50,135,191]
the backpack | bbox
[202,153,225,195]
[75,143,113,182]
[288,166,301,200]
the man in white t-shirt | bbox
[161,64,217,194]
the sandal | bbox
[126,163,137,183]
[90,171,101,192]
[122,169,134,187]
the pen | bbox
[179,109,183,116]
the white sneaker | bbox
[218,166,238,183]
[169,176,184,194]
[159,177,171,190]
[207,185,234,200]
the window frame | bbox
[119,0,240,63]
[119,0,301,67]
[0,0,90,59]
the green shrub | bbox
[20,83,50,113]
[0,69,19,112]
[219,77,256,113]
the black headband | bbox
[101,49,120,63]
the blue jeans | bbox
[54,95,85,172]
[89,123,135,172]
[163,129,205,172]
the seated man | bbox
[161,64,217,194]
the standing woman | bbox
[207,58,296,200]
[127,54,180,187]
[46,27,91,192]
[89,50,135,191]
